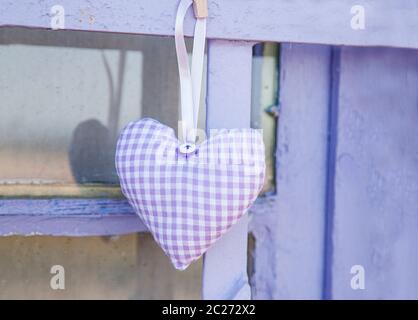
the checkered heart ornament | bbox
[115,0,266,270]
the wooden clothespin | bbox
[193,0,208,18]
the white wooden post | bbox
[202,39,254,300]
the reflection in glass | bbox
[0,28,196,197]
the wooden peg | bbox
[193,0,208,18]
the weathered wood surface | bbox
[249,44,332,299]
[0,199,146,236]
[1,0,417,49]
[330,47,418,299]
[202,40,254,300]
[250,44,418,299]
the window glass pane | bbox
[251,43,279,194]
[0,234,201,299]
[0,28,205,198]
[0,28,277,198]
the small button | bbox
[179,143,196,154]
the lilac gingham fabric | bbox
[115,118,265,270]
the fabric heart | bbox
[115,118,265,270]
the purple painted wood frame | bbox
[249,44,418,300]
[329,47,418,299]
[0,199,146,236]
[2,0,417,49]
[249,44,333,299]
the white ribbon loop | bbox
[175,0,207,146]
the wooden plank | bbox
[249,44,332,299]
[0,215,145,236]
[0,199,133,216]
[0,199,146,236]
[330,47,418,299]
[1,0,417,49]
[201,40,254,300]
